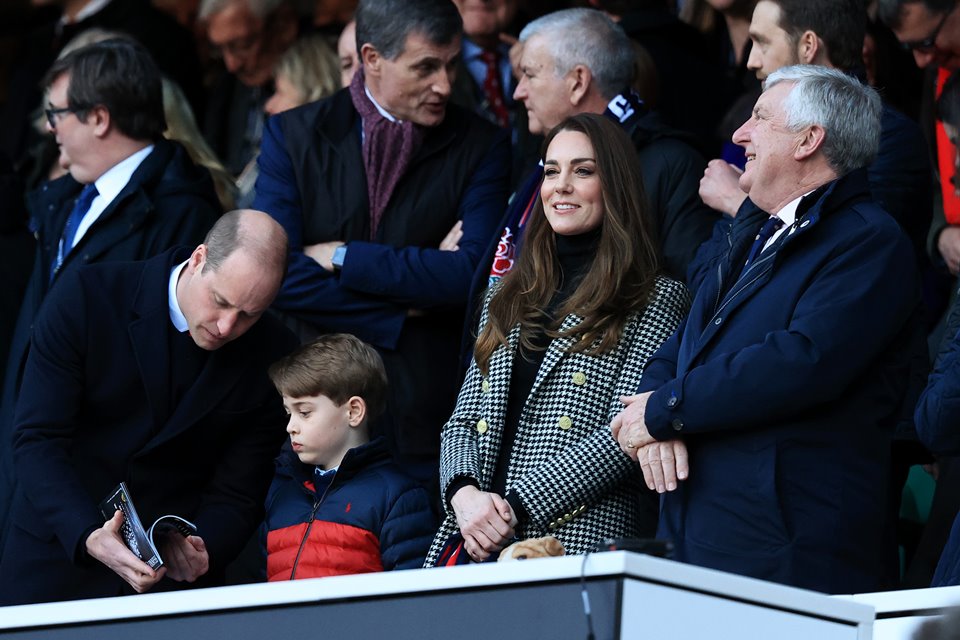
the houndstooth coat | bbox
[424,276,690,566]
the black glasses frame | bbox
[44,106,75,129]
[900,4,956,52]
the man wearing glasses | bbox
[881,0,959,69]
[0,38,220,562]
[880,1,960,278]
[199,0,300,177]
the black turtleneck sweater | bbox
[445,229,601,522]
[489,228,601,523]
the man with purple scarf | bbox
[253,0,510,480]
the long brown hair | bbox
[474,113,660,375]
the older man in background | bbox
[200,0,300,176]
[505,8,716,284]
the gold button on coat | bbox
[558,416,572,430]
[572,371,586,385]
[476,419,488,434]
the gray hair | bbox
[355,0,461,60]
[765,65,882,176]
[518,8,635,101]
[198,0,288,21]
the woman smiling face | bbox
[540,130,605,236]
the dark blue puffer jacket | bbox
[264,437,436,581]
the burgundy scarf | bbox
[349,68,425,240]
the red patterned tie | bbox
[479,50,509,128]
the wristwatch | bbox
[331,244,348,273]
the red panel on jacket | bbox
[267,520,383,581]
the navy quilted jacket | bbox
[264,438,435,581]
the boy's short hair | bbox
[269,334,388,420]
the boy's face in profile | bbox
[282,394,356,469]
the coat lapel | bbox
[411,118,458,166]
[475,323,520,482]
[63,190,153,269]
[527,314,582,404]
[315,95,369,239]
[687,184,839,365]
[29,176,81,284]
[138,341,246,455]
[127,254,175,432]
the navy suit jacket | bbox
[0,248,297,605]
[639,170,924,593]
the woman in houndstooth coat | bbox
[424,114,690,566]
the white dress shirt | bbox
[764,190,815,251]
[69,144,154,249]
[168,260,190,333]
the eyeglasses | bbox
[44,106,78,129]
[215,32,262,59]
[900,4,956,52]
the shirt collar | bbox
[93,144,155,205]
[168,260,189,333]
[364,86,399,123]
[462,37,484,61]
[773,189,815,228]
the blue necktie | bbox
[742,215,784,270]
[52,183,98,279]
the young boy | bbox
[264,334,435,581]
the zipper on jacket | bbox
[712,226,735,313]
[713,260,724,314]
[714,252,774,318]
[289,476,335,580]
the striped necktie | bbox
[742,215,784,270]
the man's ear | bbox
[346,396,367,427]
[187,244,207,275]
[360,43,381,76]
[794,124,826,161]
[89,105,111,138]
[797,30,823,65]
[567,64,593,108]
